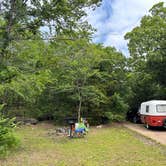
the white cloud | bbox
[87,0,166,56]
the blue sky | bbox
[87,0,166,56]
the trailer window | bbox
[156,105,166,113]
[146,105,149,113]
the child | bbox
[75,118,88,135]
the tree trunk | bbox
[78,96,82,122]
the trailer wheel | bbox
[145,123,150,129]
[163,119,166,127]
[133,116,137,123]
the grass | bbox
[0,122,166,166]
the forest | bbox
[0,0,166,156]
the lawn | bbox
[0,122,166,166]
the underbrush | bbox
[0,116,20,158]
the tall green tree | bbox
[35,39,128,123]
[0,0,101,53]
[48,39,108,122]
[0,40,53,110]
[125,2,166,111]
[0,0,101,109]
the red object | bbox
[141,115,166,127]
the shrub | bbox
[0,114,19,157]
[105,93,129,122]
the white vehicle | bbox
[139,100,166,129]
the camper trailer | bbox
[139,100,166,129]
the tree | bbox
[0,39,54,114]
[125,2,166,111]
[34,39,128,123]
[50,39,108,122]
[96,46,129,121]
[0,0,102,110]
[0,0,101,53]
[0,0,130,125]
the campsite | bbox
[1,122,166,166]
[0,0,166,166]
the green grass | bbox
[0,122,166,166]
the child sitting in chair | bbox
[75,118,88,135]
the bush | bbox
[105,112,125,122]
[0,115,19,157]
[105,93,129,122]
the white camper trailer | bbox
[139,100,166,129]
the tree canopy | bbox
[0,1,165,125]
[125,2,166,111]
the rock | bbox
[56,127,68,133]
[48,127,69,137]
[96,125,103,128]
[15,117,38,125]
[24,118,38,125]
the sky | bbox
[87,0,166,56]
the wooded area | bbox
[0,1,165,156]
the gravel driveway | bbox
[124,123,166,145]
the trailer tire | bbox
[145,123,151,129]
[133,116,137,123]
[163,119,166,127]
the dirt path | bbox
[124,123,166,145]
